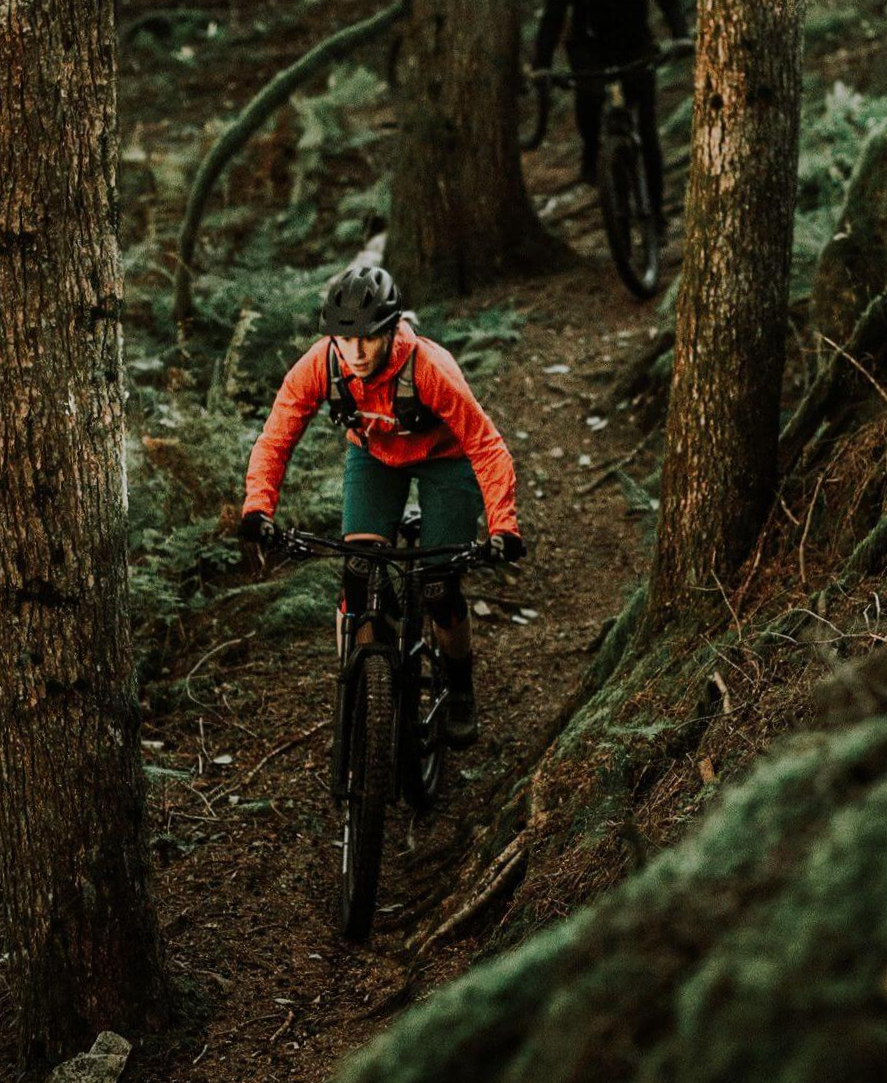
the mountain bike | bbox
[275,512,485,941]
[520,42,692,299]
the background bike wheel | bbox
[598,135,660,299]
[519,77,549,152]
[341,654,394,941]
[400,593,446,812]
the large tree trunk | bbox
[388,0,549,302]
[0,1,168,1068]
[646,0,805,633]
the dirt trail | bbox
[133,236,679,1080]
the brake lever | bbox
[278,531,315,562]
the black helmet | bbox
[320,267,403,337]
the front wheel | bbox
[598,132,660,299]
[519,75,550,152]
[341,653,394,941]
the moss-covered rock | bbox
[335,716,887,1083]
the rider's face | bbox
[336,335,390,379]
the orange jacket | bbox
[243,320,520,536]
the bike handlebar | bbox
[275,528,484,568]
[530,40,694,87]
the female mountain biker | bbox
[239,266,525,750]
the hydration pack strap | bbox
[326,341,360,430]
[394,346,419,419]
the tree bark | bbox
[0,1,168,1068]
[646,0,805,634]
[388,0,551,302]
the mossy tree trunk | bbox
[646,0,805,634]
[0,0,168,1068]
[388,0,548,302]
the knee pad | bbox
[341,542,382,615]
[422,574,467,629]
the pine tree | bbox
[647,0,805,632]
[388,0,550,301]
[0,0,168,1066]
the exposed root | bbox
[410,834,529,956]
[778,290,887,476]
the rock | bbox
[49,1033,131,1083]
[473,600,493,618]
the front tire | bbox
[519,76,550,152]
[598,132,660,299]
[341,654,394,941]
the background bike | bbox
[520,42,692,300]
[276,513,483,940]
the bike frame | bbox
[276,530,479,804]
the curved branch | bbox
[172,0,407,322]
[778,290,887,477]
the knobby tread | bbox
[598,134,660,299]
[341,653,394,940]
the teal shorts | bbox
[342,444,484,558]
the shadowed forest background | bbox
[3,0,887,1080]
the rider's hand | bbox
[239,511,278,547]
[481,532,526,564]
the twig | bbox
[188,782,217,819]
[798,472,825,586]
[710,670,732,716]
[269,1010,294,1044]
[185,634,255,711]
[192,1044,209,1067]
[169,810,235,824]
[414,847,527,956]
[711,566,742,642]
[411,834,528,955]
[242,720,331,787]
[779,495,801,527]
[821,334,887,407]
[577,430,658,496]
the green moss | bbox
[336,719,887,1083]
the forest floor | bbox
[127,120,688,1083]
